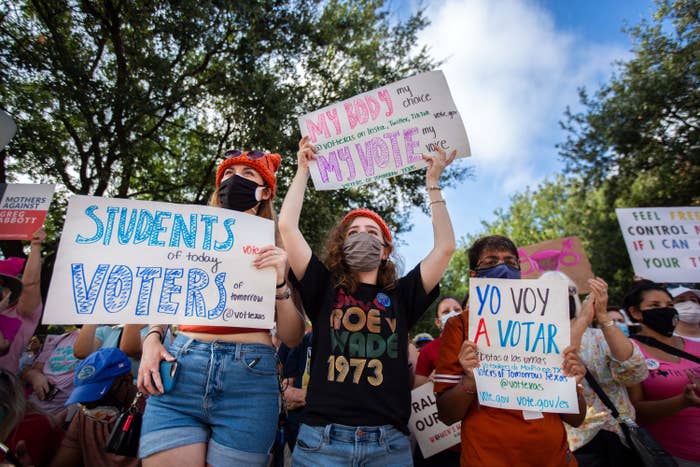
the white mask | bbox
[674,301,700,325]
[440,310,462,328]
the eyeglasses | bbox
[223,149,268,160]
[476,255,520,270]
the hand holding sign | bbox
[458,340,479,382]
[252,245,289,285]
[561,345,585,384]
[296,136,318,172]
[423,147,456,186]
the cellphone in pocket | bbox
[159,360,179,393]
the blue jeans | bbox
[140,334,280,466]
[291,423,413,466]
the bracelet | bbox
[429,200,446,207]
[576,383,585,394]
[276,279,286,289]
[276,287,291,300]
[145,329,164,343]
[427,185,441,191]
[601,320,616,328]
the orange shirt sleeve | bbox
[433,313,469,393]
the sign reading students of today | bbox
[468,277,578,414]
[616,207,700,282]
[298,70,471,190]
[43,196,276,328]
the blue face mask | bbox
[476,263,521,280]
[614,322,630,336]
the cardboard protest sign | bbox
[518,237,594,294]
[468,278,577,413]
[616,207,700,282]
[0,184,55,240]
[408,382,461,458]
[298,70,470,190]
[44,195,276,327]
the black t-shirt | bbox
[289,254,439,432]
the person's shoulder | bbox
[682,337,700,355]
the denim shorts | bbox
[291,423,413,466]
[140,334,280,466]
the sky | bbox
[393,0,657,271]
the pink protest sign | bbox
[297,70,471,190]
[0,184,55,240]
[517,237,594,294]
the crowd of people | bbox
[0,137,698,467]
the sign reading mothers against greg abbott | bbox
[616,207,700,282]
[298,70,470,190]
[0,184,55,240]
[44,196,275,328]
[468,278,577,413]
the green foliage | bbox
[442,0,699,305]
[0,0,470,259]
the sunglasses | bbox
[223,150,268,160]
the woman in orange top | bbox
[137,149,305,467]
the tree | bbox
[0,0,469,260]
[443,0,700,305]
[559,0,699,206]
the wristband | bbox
[276,287,291,300]
[429,200,446,207]
[146,329,164,343]
[601,320,616,328]
[276,279,287,289]
[427,185,441,191]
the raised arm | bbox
[73,324,100,359]
[120,324,148,358]
[419,148,457,293]
[278,136,316,279]
[16,228,45,317]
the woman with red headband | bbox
[279,136,456,465]
[138,150,305,467]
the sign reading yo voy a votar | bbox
[44,196,275,327]
[616,207,700,282]
[298,70,470,190]
[468,277,577,414]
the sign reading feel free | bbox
[44,196,275,327]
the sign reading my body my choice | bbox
[298,70,471,190]
[44,196,275,328]
[468,278,577,414]
[616,207,700,282]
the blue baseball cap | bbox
[65,348,131,406]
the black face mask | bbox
[641,307,678,337]
[218,174,264,212]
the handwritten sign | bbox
[44,195,275,327]
[298,70,470,190]
[408,382,461,458]
[0,184,55,240]
[518,237,594,294]
[468,278,577,413]
[616,207,700,282]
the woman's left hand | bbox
[423,147,457,185]
[253,245,288,284]
[561,345,586,383]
